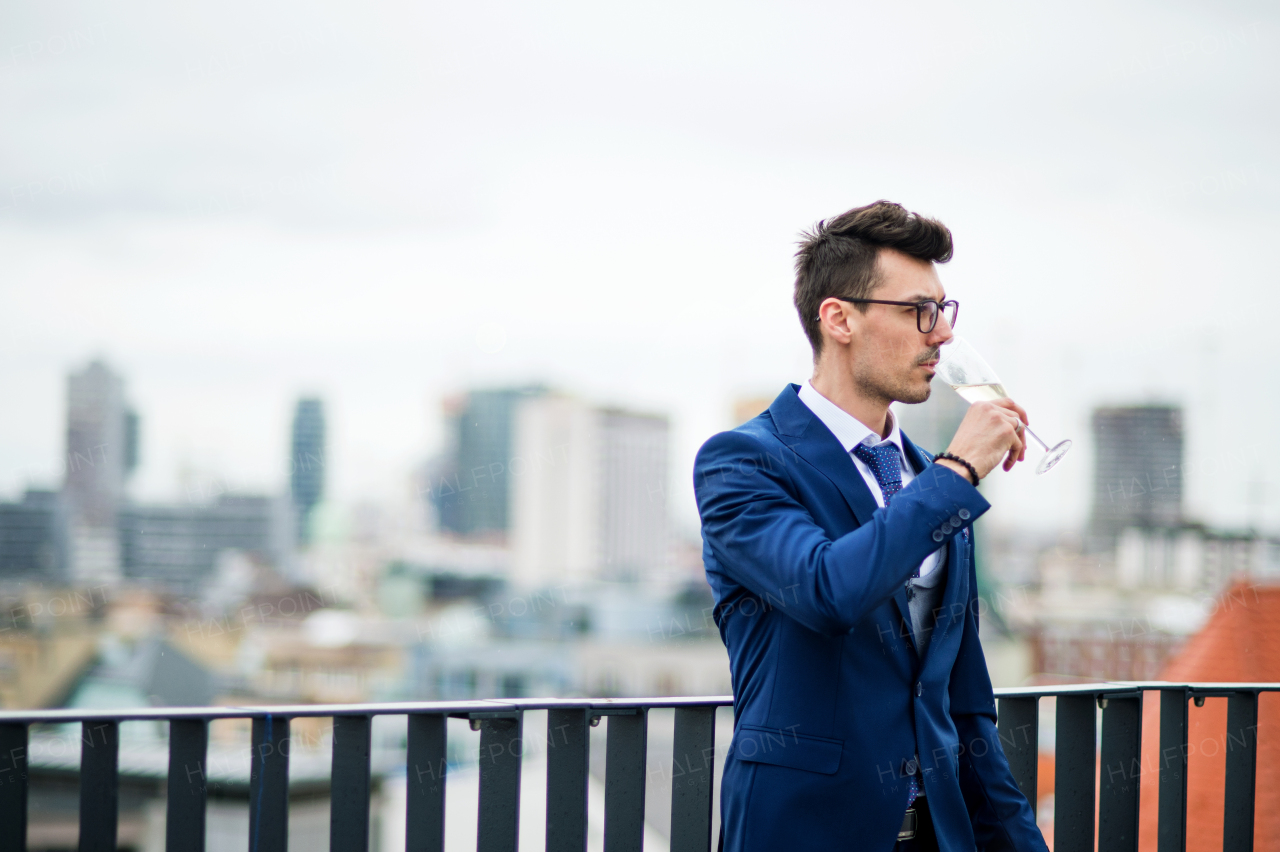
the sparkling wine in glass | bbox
[935,337,1072,475]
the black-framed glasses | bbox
[832,297,959,333]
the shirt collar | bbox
[798,379,906,458]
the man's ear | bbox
[818,299,855,347]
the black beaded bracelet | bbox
[935,452,979,487]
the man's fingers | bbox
[1004,439,1024,470]
[953,399,1035,476]
[1003,419,1025,471]
[991,397,1030,425]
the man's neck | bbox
[809,369,892,439]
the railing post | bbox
[1223,691,1258,852]
[331,715,372,852]
[249,715,291,852]
[1099,695,1142,852]
[476,713,523,852]
[406,714,447,852]
[167,718,209,852]
[546,708,590,852]
[1055,694,1097,852]
[604,710,648,852]
[997,697,1039,813]
[0,722,28,852]
[670,707,716,852]
[79,719,119,852]
[1158,688,1189,852]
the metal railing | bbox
[0,696,729,852]
[0,683,1267,852]
[994,681,1264,852]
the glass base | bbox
[1035,440,1072,475]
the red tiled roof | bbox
[1163,582,1280,683]
[1135,580,1280,852]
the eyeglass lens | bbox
[918,301,958,333]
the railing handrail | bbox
[0,694,736,723]
[7,681,1279,723]
[994,679,1280,698]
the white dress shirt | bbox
[797,380,946,586]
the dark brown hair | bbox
[793,200,953,359]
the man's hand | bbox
[937,398,1029,481]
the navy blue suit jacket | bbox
[693,384,1047,852]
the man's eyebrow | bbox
[902,292,946,302]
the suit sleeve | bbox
[693,429,990,636]
[949,539,1050,852]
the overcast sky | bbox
[1,0,1277,537]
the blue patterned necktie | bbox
[852,442,904,505]
[853,441,922,806]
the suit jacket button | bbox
[958,508,971,520]
[940,523,953,535]
[931,530,945,542]
[915,682,923,697]
[950,515,962,527]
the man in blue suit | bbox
[693,201,1049,852]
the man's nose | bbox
[928,316,954,345]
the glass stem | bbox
[1023,425,1050,452]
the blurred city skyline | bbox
[1,0,1277,537]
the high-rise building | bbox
[290,398,326,545]
[429,386,548,540]
[509,395,599,582]
[63,360,137,583]
[597,407,669,581]
[1090,405,1183,539]
[119,494,293,594]
[511,395,669,586]
[0,490,68,580]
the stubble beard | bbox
[854,348,937,406]
[898,375,933,405]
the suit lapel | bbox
[768,385,878,527]
[899,429,931,477]
[770,386,913,639]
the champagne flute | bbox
[935,336,1072,475]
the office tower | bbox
[511,395,669,586]
[597,407,669,580]
[63,360,137,583]
[119,494,293,594]
[430,386,548,540]
[509,395,598,582]
[0,490,68,580]
[290,398,325,545]
[1090,405,1183,539]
